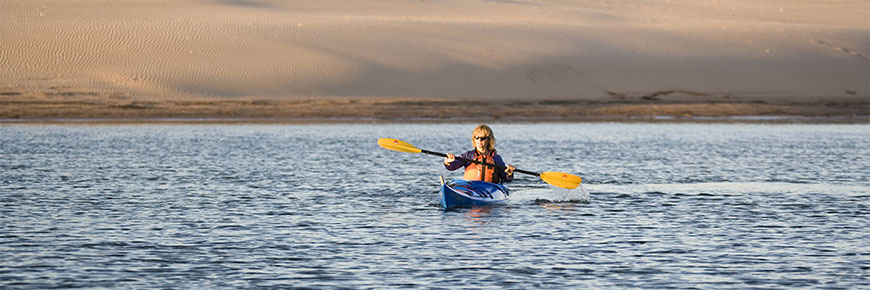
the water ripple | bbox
[0,123,868,288]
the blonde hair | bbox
[471,124,496,151]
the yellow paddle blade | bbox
[378,138,422,154]
[540,171,582,189]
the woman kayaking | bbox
[444,124,516,184]
[378,126,581,208]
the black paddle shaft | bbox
[420,149,540,177]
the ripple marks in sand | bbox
[1,6,357,97]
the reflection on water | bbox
[1,123,868,288]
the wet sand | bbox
[1,88,865,123]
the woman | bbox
[444,124,516,184]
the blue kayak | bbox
[439,178,510,209]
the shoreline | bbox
[3,113,867,125]
[2,93,867,124]
[2,118,867,125]
[2,88,867,125]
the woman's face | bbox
[473,134,490,153]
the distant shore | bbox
[2,1,867,123]
[2,89,866,124]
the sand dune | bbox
[1,0,867,118]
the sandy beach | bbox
[1,0,867,121]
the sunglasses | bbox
[474,136,490,141]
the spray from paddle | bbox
[508,183,590,205]
[550,183,590,203]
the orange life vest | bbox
[462,150,499,183]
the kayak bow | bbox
[440,178,510,209]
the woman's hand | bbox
[444,153,455,166]
[505,164,515,175]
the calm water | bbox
[1,123,868,289]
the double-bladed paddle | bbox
[378,138,582,189]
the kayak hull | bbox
[439,179,510,209]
